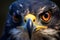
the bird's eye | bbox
[13,15,19,21]
[13,15,21,22]
[40,11,51,22]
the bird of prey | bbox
[1,0,60,40]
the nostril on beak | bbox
[33,19,35,22]
[24,19,26,22]
[26,19,33,39]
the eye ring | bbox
[40,11,51,23]
[13,16,19,21]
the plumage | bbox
[1,0,60,40]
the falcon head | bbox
[9,0,60,40]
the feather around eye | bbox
[13,15,21,22]
[13,15,19,22]
[40,11,51,23]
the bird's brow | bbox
[37,6,51,15]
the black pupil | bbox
[44,13,48,18]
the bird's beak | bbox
[26,19,33,39]
[24,14,47,39]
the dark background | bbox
[0,0,60,37]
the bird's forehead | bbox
[37,6,48,14]
[16,0,52,15]
[26,5,49,15]
[26,1,51,14]
[16,0,54,16]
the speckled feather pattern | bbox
[1,0,60,40]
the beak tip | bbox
[26,19,33,39]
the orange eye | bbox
[13,16,19,21]
[13,15,21,22]
[40,11,51,22]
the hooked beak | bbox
[24,14,47,39]
[26,19,33,39]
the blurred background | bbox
[0,0,60,37]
